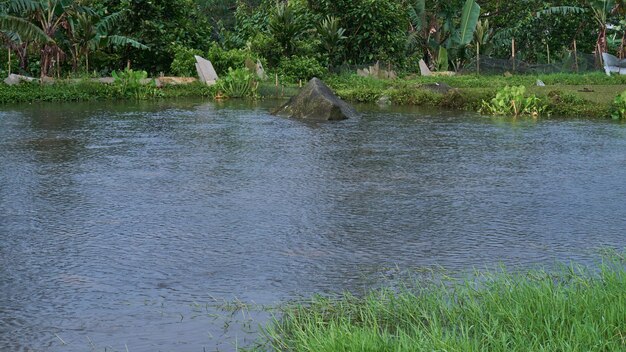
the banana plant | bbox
[0,0,85,77]
[538,1,615,56]
[66,10,146,73]
[408,0,481,71]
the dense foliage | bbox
[1,0,626,79]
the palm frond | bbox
[0,14,52,42]
[105,34,147,50]
[95,10,126,33]
[537,6,586,18]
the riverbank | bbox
[1,72,625,119]
[325,72,626,118]
[259,253,626,352]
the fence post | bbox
[573,40,579,73]
[512,38,516,72]
[547,44,550,64]
[476,42,480,75]
[7,49,11,76]
[275,73,279,98]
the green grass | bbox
[261,254,626,352]
[323,72,626,118]
[0,80,216,104]
[2,72,625,118]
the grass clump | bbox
[262,256,626,352]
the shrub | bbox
[480,85,547,117]
[611,90,626,119]
[170,45,204,77]
[215,68,258,98]
[278,56,326,83]
[207,44,254,76]
[111,68,162,99]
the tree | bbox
[104,0,213,73]
[0,0,71,77]
[65,9,146,72]
[408,0,480,71]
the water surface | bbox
[1,100,625,351]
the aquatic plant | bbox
[480,85,547,117]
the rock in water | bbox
[273,78,357,121]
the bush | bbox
[480,85,547,117]
[207,44,254,76]
[111,68,162,99]
[249,33,281,66]
[611,90,626,120]
[278,56,326,83]
[170,45,204,77]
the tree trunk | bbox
[598,26,607,55]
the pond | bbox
[1,100,625,351]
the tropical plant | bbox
[0,0,78,77]
[278,55,326,83]
[65,10,146,73]
[538,1,615,57]
[111,68,160,99]
[206,43,254,76]
[109,0,213,73]
[214,67,257,98]
[480,85,547,117]
[268,2,307,58]
[611,89,626,119]
[170,44,203,76]
[310,0,407,64]
[316,15,346,67]
[408,0,481,71]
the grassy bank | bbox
[1,72,625,119]
[0,80,217,104]
[260,254,626,352]
[325,72,626,118]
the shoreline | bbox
[257,252,626,351]
[1,72,624,119]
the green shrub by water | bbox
[262,255,626,352]
[480,86,547,117]
[215,67,258,98]
[611,90,626,120]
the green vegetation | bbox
[261,254,626,352]
[215,67,258,99]
[480,86,547,117]
[611,89,626,119]
[111,68,161,99]
[0,80,214,104]
[323,72,626,118]
[0,0,616,77]
[1,0,626,118]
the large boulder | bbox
[273,78,357,121]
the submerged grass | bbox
[261,255,626,352]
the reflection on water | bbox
[1,100,625,351]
